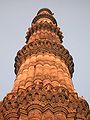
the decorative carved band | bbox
[26,21,63,43]
[0,84,89,119]
[14,39,74,77]
[32,13,57,26]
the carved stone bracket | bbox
[0,84,89,119]
[14,39,74,77]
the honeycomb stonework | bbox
[0,8,90,120]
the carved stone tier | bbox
[0,84,89,120]
[0,8,90,120]
[13,53,74,92]
[14,40,74,77]
[32,12,57,26]
[26,21,63,43]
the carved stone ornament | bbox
[0,8,90,120]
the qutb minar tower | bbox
[0,8,90,120]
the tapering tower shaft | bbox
[0,8,89,120]
[13,8,74,93]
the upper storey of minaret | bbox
[14,8,74,78]
[25,8,63,44]
[32,8,57,26]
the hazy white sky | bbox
[0,0,90,105]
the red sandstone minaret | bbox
[0,8,90,120]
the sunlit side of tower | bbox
[0,8,90,120]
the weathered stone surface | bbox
[13,53,74,92]
[14,40,74,77]
[0,8,89,120]
[0,84,89,119]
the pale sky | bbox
[0,0,90,105]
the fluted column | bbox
[13,53,74,92]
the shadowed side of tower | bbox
[0,8,90,120]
